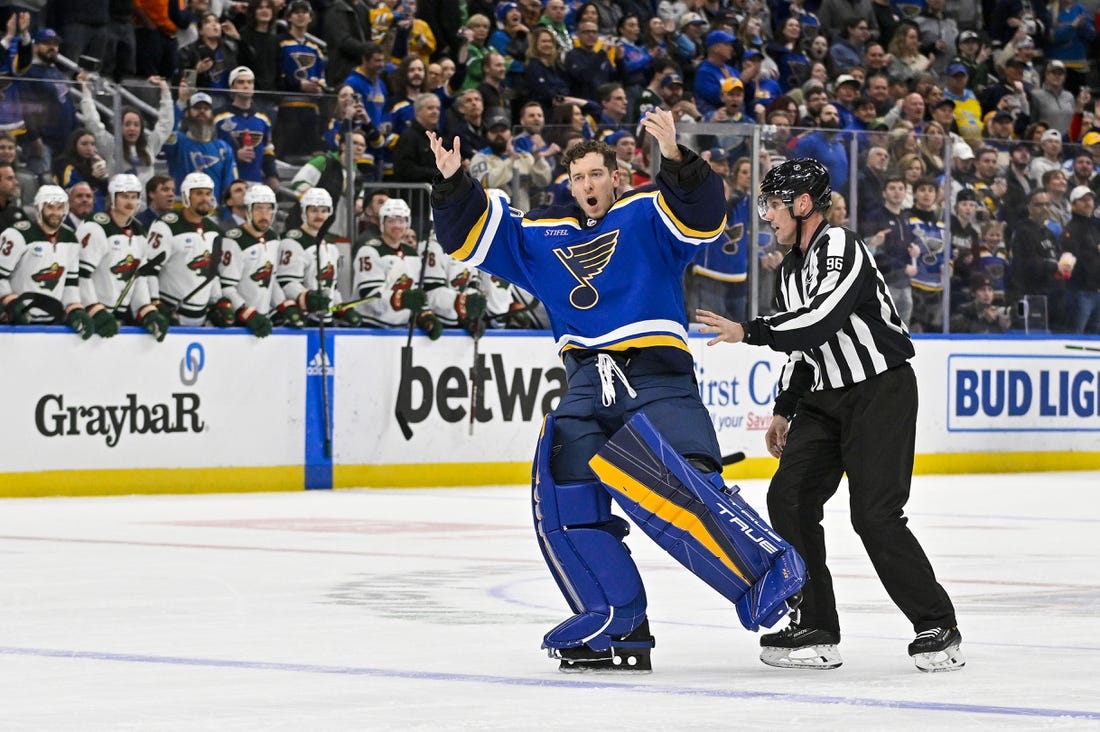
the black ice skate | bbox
[908,627,965,672]
[553,620,655,673]
[759,623,842,670]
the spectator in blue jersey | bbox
[215,66,279,192]
[1046,0,1093,93]
[593,82,630,136]
[488,1,530,91]
[387,54,428,141]
[830,18,871,74]
[614,14,654,101]
[342,43,389,141]
[19,29,79,176]
[906,176,947,332]
[694,29,739,115]
[429,107,798,673]
[162,89,239,205]
[275,0,327,159]
[0,12,33,146]
[767,17,811,92]
[670,12,706,91]
[793,104,849,192]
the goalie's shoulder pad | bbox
[93,212,111,225]
[14,220,31,231]
[225,227,243,239]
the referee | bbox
[696,159,964,673]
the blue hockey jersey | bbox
[433,152,727,356]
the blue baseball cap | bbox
[35,28,60,44]
[706,30,736,47]
[743,48,764,61]
[947,62,969,76]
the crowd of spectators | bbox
[3,0,1100,334]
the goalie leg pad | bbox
[533,416,649,651]
[589,411,805,631]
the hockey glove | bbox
[5,297,32,324]
[417,309,443,340]
[335,307,363,327]
[392,286,427,312]
[91,308,120,338]
[302,289,331,313]
[277,302,306,328]
[138,307,169,342]
[207,298,236,327]
[153,299,180,326]
[66,309,95,340]
[239,308,272,338]
[505,301,537,329]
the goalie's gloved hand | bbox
[335,307,362,327]
[301,289,331,313]
[138,306,169,342]
[5,297,32,324]
[91,307,120,338]
[207,298,236,327]
[66,308,95,340]
[239,308,272,338]
[278,302,306,328]
[392,286,427,311]
[416,309,443,340]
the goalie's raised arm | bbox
[426,131,462,179]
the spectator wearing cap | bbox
[179,12,239,91]
[670,12,706,90]
[766,17,809,93]
[488,1,529,92]
[985,109,1019,162]
[1032,59,1076,136]
[979,57,1034,128]
[951,187,984,258]
[949,29,992,91]
[161,89,239,204]
[275,0,327,159]
[942,62,984,142]
[1079,131,1100,171]
[18,29,78,176]
[1064,150,1095,188]
[635,62,681,121]
[322,0,372,90]
[740,49,782,118]
[914,0,958,78]
[1044,0,1093,91]
[1061,185,1100,333]
[694,29,739,116]
[214,67,279,191]
[830,18,871,74]
[950,274,1012,332]
[1007,187,1067,327]
[1002,139,1037,224]
[469,110,551,212]
[563,19,615,104]
[1029,128,1066,181]
[831,74,862,129]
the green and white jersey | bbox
[219,225,282,314]
[146,211,223,321]
[76,212,151,317]
[0,220,80,321]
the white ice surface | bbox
[1,473,1098,730]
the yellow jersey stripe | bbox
[453,204,491,261]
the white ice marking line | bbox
[1,645,1097,722]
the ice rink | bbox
[1,471,1098,730]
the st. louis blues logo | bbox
[290,52,317,79]
[189,151,224,172]
[723,222,744,255]
[553,230,618,310]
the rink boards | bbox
[2,326,1099,495]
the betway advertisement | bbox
[2,330,306,472]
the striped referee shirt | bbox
[742,221,914,416]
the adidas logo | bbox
[306,349,334,376]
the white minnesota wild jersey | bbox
[146,212,223,320]
[219,225,282,314]
[76,212,151,317]
[0,220,80,321]
[276,227,341,306]
[351,238,421,327]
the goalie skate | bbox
[551,620,654,673]
[909,627,965,673]
[759,625,842,670]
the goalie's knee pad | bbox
[589,411,806,631]
[532,416,648,651]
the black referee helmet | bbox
[756,158,833,219]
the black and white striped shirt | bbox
[743,221,914,412]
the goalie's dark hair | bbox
[561,139,618,174]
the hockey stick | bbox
[314,208,339,459]
[1065,344,1100,353]
[112,251,166,313]
[395,239,430,441]
[721,451,747,466]
[327,293,378,312]
[468,272,485,436]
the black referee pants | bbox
[767,364,957,635]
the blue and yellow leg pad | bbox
[532,415,649,651]
[589,412,806,631]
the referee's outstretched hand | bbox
[695,308,745,346]
[427,131,462,179]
